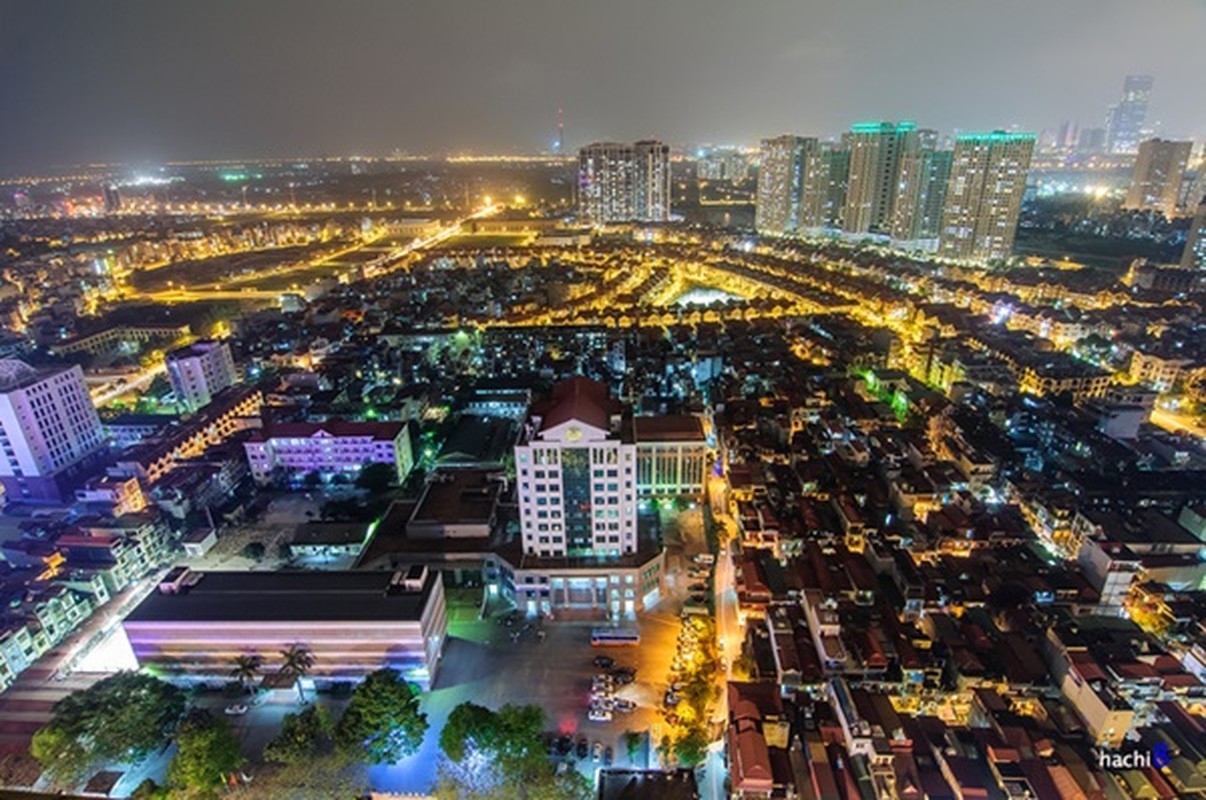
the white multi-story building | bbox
[243,420,413,484]
[0,360,106,501]
[165,339,237,412]
[515,377,636,558]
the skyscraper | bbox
[165,339,238,412]
[632,140,672,223]
[577,141,670,223]
[1182,199,1206,270]
[1106,75,1154,155]
[755,135,816,236]
[1124,139,1192,218]
[0,360,106,501]
[843,121,918,235]
[890,129,952,245]
[938,131,1035,263]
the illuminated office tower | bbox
[819,147,850,229]
[755,135,817,236]
[890,129,951,245]
[632,140,671,222]
[1124,139,1192,218]
[938,131,1035,262]
[843,121,918,235]
[1106,75,1154,155]
[1182,198,1206,269]
[578,141,670,223]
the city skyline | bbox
[3,0,1206,172]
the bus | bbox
[591,628,640,646]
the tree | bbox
[31,672,186,786]
[226,753,367,800]
[624,730,643,764]
[673,724,710,767]
[439,702,496,763]
[356,462,396,494]
[240,542,266,561]
[229,654,262,694]
[278,644,316,703]
[263,705,333,765]
[167,717,244,794]
[335,668,428,764]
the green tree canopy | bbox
[263,705,333,765]
[167,717,244,794]
[31,672,186,786]
[335,668,428,764]
[356,461,396,494]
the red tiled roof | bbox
[247,419,404,443]
[539,377,615,433]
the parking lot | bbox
[367,602,684,795]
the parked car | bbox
[577,737,589,759]
[588,708,613,722]
[614,699,636,713]
[604,746,614,765]
[593,741,604,762]
[224,704,248,716]
[557,734,574,755]
[688,582,708,592]
[592,655,615,668]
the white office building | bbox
[0,360,106,501]
[165,340,237,412]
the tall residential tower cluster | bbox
[756,121,1033,263]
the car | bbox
[664,691,681,707]
[224,704,248,716]
[588,709,613,722]
[613,672,635,686]
[592,655,615,668]
[604,746,614,765]
[593,741,604,762]
[614,699,636,713]
[689,593,708,604]
[577,737,589,759]
[688,582,708,592]
[557,734,574,756]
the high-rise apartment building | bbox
[938,131,1035,263]
[0,360,106,501]
[1106,75,1154,155]
[1182,199,1206,270]
[577,141,670,224]
[890,129,952,245]
[755,135,817,236]
[1124,139,1192,218]
[165,339,237,412]
[632,140,672,222]
[843,122,919,235]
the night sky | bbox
[3,0,1204,171]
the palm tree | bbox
[230,654,262,695]
[279,644,316,703]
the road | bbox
[122,203,501,305]
[705,519,741,800]
[89,361,167,406]
[1151,406,1206,440]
